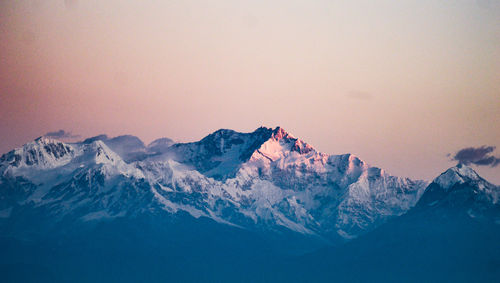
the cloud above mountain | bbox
[44,130,80,139]
[450,145,500,167]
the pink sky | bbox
[0,0,499,183]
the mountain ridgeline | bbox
[0,127,498,282]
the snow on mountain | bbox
[1,137,142,179]
[417,164,499,214]
[0,138,145,210]
[0,137,75,171]
[165,127,275,180]
[84,140,145,178]
[234,128,427,237]
[81,134,148,162]
[0,127,430,240]
[288,165,500,283]
[434,163,482,190]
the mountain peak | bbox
[433,163,481,190]
[35,136,63,144]
[165,126,318,180]
[416,163,499,213]
[271,126,293,140]
[0,137,75,170]
[89,140,119,163]
[268,127,315,155]
[452,163,479,178]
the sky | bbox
[0,0,499,183]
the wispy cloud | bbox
[450,145,500,167]
[44,130,80,139]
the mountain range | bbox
[0,126,498,282]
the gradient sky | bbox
[0,0,499,183]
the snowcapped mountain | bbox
[0,137,75,170]
[416,163,499,223]
[1,126,429,241]
[280,164,500,282]
[1,128,499,282]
